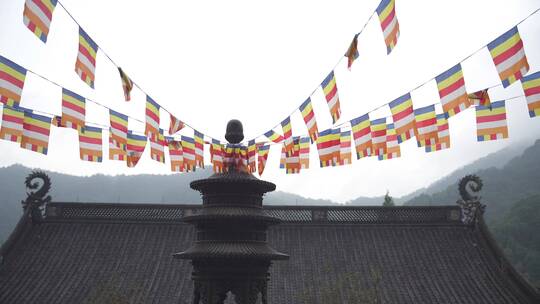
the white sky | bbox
[1,0,540,202]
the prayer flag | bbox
[167,137,184,172]
[248,139,257,173]
[210,139,224,173]
[23,0,58,43]
[414,105,438,147]
[299,97,319,142]
[279,144,286,169]
[109,109,128,150]
[321,71,341,124]
[181,135,196,171]
[281,116,294,154]
[350,114,372,159]
[145,95,160,141]
[476,100,508,142]
[299,137,310,169]
[257,144,270,175]
[0,55,27,107]
[118,67,133,101]
[78,125,102,162]
[21,110,51,154]
[264,129,283,143]
[194,130,205,168]
[371,118,387,157]
[1,105,24,143]
[521,71,540,117]
[285,137,301,174]
[468,89,491,108]
[150,129,165,163]
[316,128,340,167]
[487,27,529,88]
[75,27,98,88]
[436,63,470,117]
[345,33,359,70]
[108,133,126,161]
[376,0,400,54]
[61,88,85,131]
[379,123,400,160]
[425,113,450,153]
[389,93,415,143]
[339,130,352,165]
[126,131,147,168]
[169,114,184,135]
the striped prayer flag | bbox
[376,0,400,54]
[281,116,294,154]
[145,95,160,141]
[257,144,270,175]
[476,100,508,142]
[61,88,85,131]
[371,118,387,157]
[0,55,27,107]
[248,139,257,173]
[118,67,133,101]
[78,125,102,162]
[108,133,125,161]
[316,128,340,167]
[468,89,491,108]
[210,139,224,173]
[299,97,319,142]
[167,137,184,172]
[238,146,249,172]
[1,105,24,143]
[487,27,529,88]
[379,123,400,160]
[181,135,196,171]
[425,113,450,153]
[23,0,58,43]
[345,33,359,70]
[194,130,204,168]
[75,27,98,88]
[339,130,352,166]
[126,132,147,168]
[389,93,415,143]
[279,144,286,169]
[109,109,128,150]
[264,129,283,143]
[285,137,301,174]
[321,71,341,124]
[436,63,470,117]
[350,114,371,159]
[414,105,438,147]
[521,71,540,118]
[169,113,184,135]
[150,129,165,163]
[21,110,51,154]
[299,137,310,169]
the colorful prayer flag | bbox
[345,33,359,70]
[1,105,24,143]
[75,27,98,88]
[379,123,400,160]
[487,27,529,88]
[376,0,400,54]
[109,109,128,150]
[521,71,540,118]
[389,93,415,143]
[299,97,319,142]
[414,105,438,147]
[61,88,85,131]
[350,114,372,159]
[150,129,165,163]
[108,133,126,161]
[299,137,310,169]
[181,135,196,171]
[436,63,470,117]
[339,130,352,165]
[194,130,204,168]
[316,128,340,167]
[425,113,450,153]
[257,144,270,175]
[78,125,102,162]
[321,71,341,124]
[23,0,57,43]
[21,110,51,154]
[126,131,147,168]
[145,95,160,141]
[468,89,491,108]
[371,118,387,157]
[167,137,184,172]
[118,67,133,101]
[0,55,27,107]
[169,114,184,135]
[210,139,224,173]
[279,144,286,170]
[248,139,257,173]
[264,129,283,143]
[281,116,294,154]
[285,137,301,174]
[476,100,508,142]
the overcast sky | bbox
[1,0,540,202]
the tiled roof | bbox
[0,203,538,304]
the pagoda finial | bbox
[225,119,244,144]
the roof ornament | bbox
[22,170,52,222]
[456,175,485,225]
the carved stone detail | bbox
[22,170,52,222]
[456,175,485,225]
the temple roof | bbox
[0,202,539,304]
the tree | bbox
[383,191,394,207]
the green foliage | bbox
[383,191,394,207]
